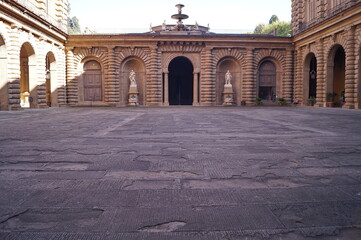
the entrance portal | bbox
[169,57,193,105]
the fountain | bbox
[171,4,189,31]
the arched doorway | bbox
[83,60,102,102]
[303,53,317,102]
[45,52,57,107]
[216,58,241,105]
[0,35,7,110]
[258,61,277,101]
[120,58,146,105]
[327,45,345,106]
[20,42,36,108]
[168,57,194,105]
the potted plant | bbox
[278,97,287,106]
[255,97,263,105]
[307,96,316,106]
[326,92,336,107]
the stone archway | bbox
[303,53,317,102]
[20,42,36,108]
[45,52,57,107]
[258,60,277,101]
[216,58,241,105]
[327,45,345,106]
[83,60,102,102]
[0,35,7,110]
[168,57,194,105]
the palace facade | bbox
[0,0,360,110]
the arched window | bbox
[83,61,102,101]
[258,61,276,101]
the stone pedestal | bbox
[222,84,234,106]
[128,85,139,106]
[20,92,30,108]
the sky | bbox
[68,0,292,34]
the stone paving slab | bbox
[1,106,361,239]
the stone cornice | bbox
[0,0,67,43]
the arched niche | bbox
[216,58,241,105]
[257,58,282,102]
[20,42,36,108]
[45,52,58,107]
[81,60,103,102]
[303,53,317,103]
[0,34,7,110]
[326,44,345,106]
[120,57,146,105]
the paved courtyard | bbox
[0,106,361,240]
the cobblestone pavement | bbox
[0,106,361,240]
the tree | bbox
[269,15,279,24]
[262,21,291,36]
[254,24,265,34]
[68,16,81,34]
[252,15,291,37]
[67,4,81,34]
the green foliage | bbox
[68,16,81,34]
[269,15,279,24]
[278,98,287,106]
[261,21,291,36]
[256,97,263,105]
[252,15,291,37]
[254,23,265,34]
[308,96,316,105]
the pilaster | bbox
[344,26,356,109]
[243,48,255,104]
[106,46,119,105]
[7,25,21,110]
[283,50,294,103]
[147,47,162,106]
[66,47,78,105]
[316,39,325,106]
[200,47,214,106]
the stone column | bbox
[164,71,169,106]
[36,37,47,108]
[283,50,294,103]
[107,46,118,105]
[200,47,214,106]
[294,48,304,104]
[243,48,255,104]
[66,47,78,105]
[316,39,325,107]
[193,72,199,106]
[147,47,162,106]
[344,26,356,109]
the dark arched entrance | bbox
[258,61,276,101]
[327,45,345,106]
[309,55,317,99]
[168,57,193,105]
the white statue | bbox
[225,70,232,86]
[129,70,137,87]
[162,20,167,30]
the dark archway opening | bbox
[258,61,276,101]
[333,46,345,105]
[169,57,193,105]
[309,55,317,98]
